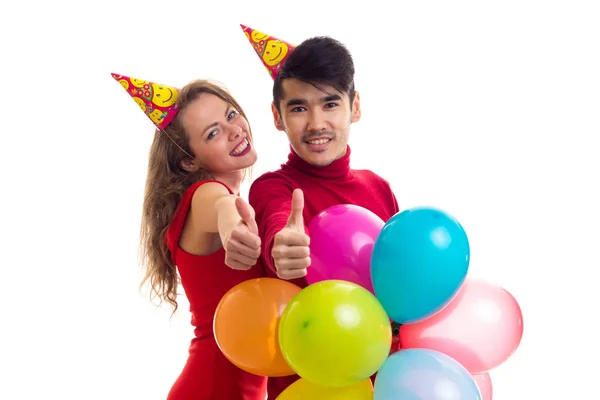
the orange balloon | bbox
[214,277,302,377]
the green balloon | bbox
[279,280,392,387]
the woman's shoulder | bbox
[187,179,234,199]
[165,180,234,255]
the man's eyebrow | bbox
[285,94,342,107]
[286,98,307,107]
[321,94,341,102]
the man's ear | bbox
[351,91,361,123]
[271,102,286,131]
[180,158,199,172]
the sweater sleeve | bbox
[248,174,298,275]
[371,172,400,220]
[390,187,400,215]
[381,176,400,216]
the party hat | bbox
[111,73,180,130]
[240,24,295,80]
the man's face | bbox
[272,78,361,166]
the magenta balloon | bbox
[306,204,384,293]
[399,279,523,374]
[473,373,493,400]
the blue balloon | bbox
[371,207,469,323]
[374,349,482,400]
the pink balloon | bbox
[399,279,523,374]
[306,204,384,293]
[473,373,493,400]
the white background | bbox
[1,0,598,399]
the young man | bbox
[245,33,401,398]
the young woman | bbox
[131,76,267,399]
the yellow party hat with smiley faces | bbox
[240,24,295,80]
[111,73,180,130]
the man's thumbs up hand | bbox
[285,188,305,232]
[272,189,311,280]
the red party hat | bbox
[111,73,179,130]
[240,24,295,80]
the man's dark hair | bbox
[273,36,356,112]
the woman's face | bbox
[181,93,257,175]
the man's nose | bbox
[307,110,327,132]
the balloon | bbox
[213,278,301,377]
[307,204,384,293]
[277,378,373,400]
[374,349,482,400]
[371,207,470,323]
[399,279,523,374]
[473,373,493,400]
[279,280,391,387]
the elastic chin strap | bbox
[161,129,194,159]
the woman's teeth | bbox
[231,138,249,155]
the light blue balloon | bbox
[371,207,469,323]
[374,349,482,400]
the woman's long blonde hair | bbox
[138,79,253,314]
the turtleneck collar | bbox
[284,145,353,180]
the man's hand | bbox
[223,197,261,271]
[272,189,311,279]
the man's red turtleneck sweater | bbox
[248,146,400,398]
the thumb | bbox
[235,196,258,234]
[285,188,305,232]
